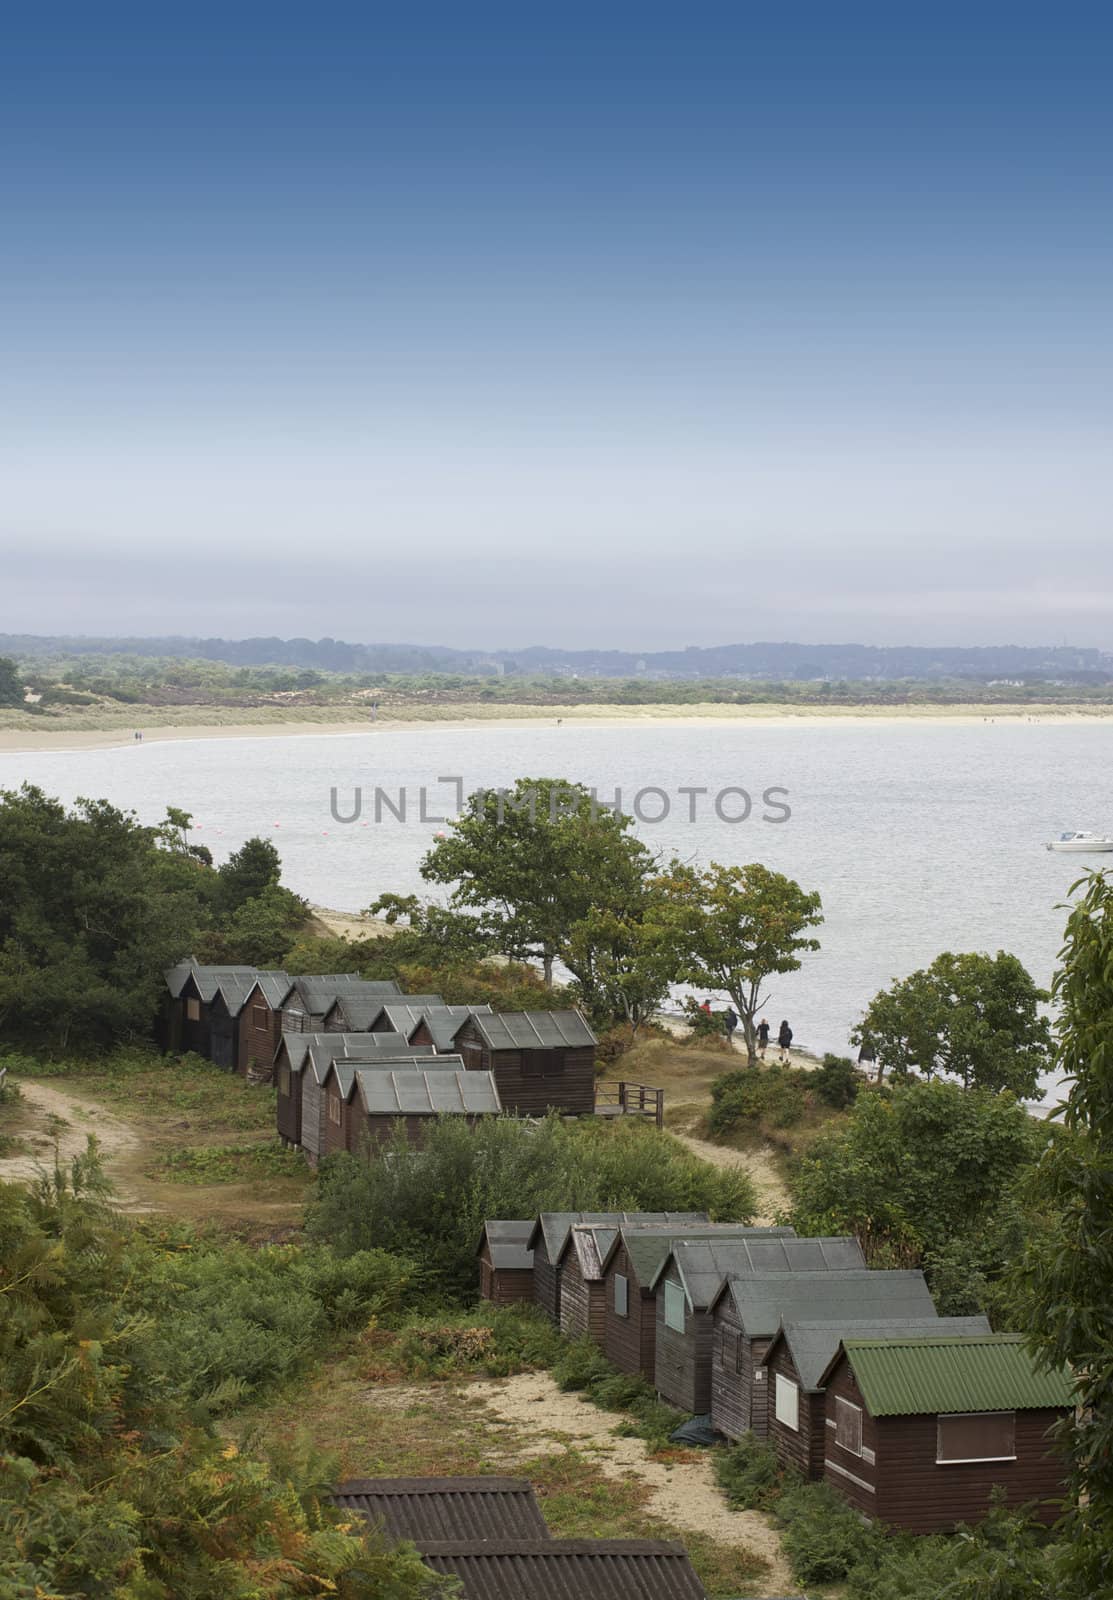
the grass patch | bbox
[18,1048,277,1133]
[552,1336,689,1454]
[144,1140,308,1186]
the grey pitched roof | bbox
[770,1315,992,1392]
[565,1225,620,1281]
[478,1221,535,1271]
[345,999,448,1033]
[170,962,258,1003]
[468,1010,597,1050]
[328,1053,461,1100]
[290,975,399,1014]
[211,970,295,1017]
[654,1235,867,1303]
[418,1541,707,1600]
[330,1478,549,1541]
[529,1212,708,1262]
[714,1268,937,1338]
[605,1224,797,1286]
[165,959,196,999]
[279,1031,431,1077]
[352,1067,502,1116]
[416,1005,495,1050]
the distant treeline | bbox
[5,632,1113,684]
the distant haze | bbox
[1,9,1110,646]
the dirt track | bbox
[0,1080,149,1208]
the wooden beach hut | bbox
[653,1236,868,1416]
[282,975,400,1034]
[454,1011,597,1115]
[764,1315,991,1479]
[323,994,445,1033]
[323,1059,499,1156]
[166,962,258,1060]
[477,1222,536,1305]
[527,1212,708,1325]
[818,1334,1073,1531]
[601,1224,796,1383]
[275,1031,432,1155]
[708,1267,935,1441]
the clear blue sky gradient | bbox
[2,3,1111,646]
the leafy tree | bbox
[852,951,1052,1095]
[791,1078,1042,1304]
[369,892,491,966]
[564,902,678,1033]
[1009,871,1113,1593]
[651,861,823,1063]
[218,835,284,913]
[196,882,309,966]
[420,778,654,986]
[0,785,211,1051]
[0,654,22,706]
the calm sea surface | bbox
[5,719,1111,1106]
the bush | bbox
[552,1335,614,1393]
[390,1305,565,1380]
[307,1114,756,1301]
[814,1053,860,1108]
[714,1433,799,1511]
[777,1482,880,1585]
[680,998,730,1043]
[709,1065,808,1136]
[553,1338,681,1450]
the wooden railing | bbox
[595,1080,664,1128]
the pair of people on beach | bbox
[712,1004,792,1062]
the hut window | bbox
[775,1374,800,1431]
[937,1412,1016,1464]
[664,1279,686,1333]
[834,1397,863,1457]
[614,1273,629,1318]
[328,1094,342,1125]
[252,1005,268,1029]
[279,1065,291,1096]
[186,999,200,1021]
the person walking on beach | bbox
[777,1019,793,1062]
[723,1005,738,1046]
[756,1018,770,1059]
[699,998,713,1015]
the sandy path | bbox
[671,1128,790,1226]
[0,1080,150,1209]
[466,1370,793,1593]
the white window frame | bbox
[936,1411,1017,1465]
[614,1273,629,1318]
[834,1396,863,1457]
[663,1279,686,1333]
[328,1092,342,1125]
[774,1373,800,1432]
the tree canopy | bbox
[852,950,1052,1096]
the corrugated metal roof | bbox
[353,1067,502,1115]
[717,1268,935,1336]
[323,1050,453,1098]
[610,1224,795,1285]
[470,1010,598,1050]
[565,1224,620,1281]
[331,1478,549,1541]
[212,970,295,1016]
[837,1334,1075,1417]
[291,975,399,1014]
[478,1221,535,1271]
[279,1031,433,1078]
[418,1005,495,1050]
[655,1235,867,1303]
[772,1315,992,1392]
[530,1212,708,1262]
[417,1540,708,1600]
[165,959,196,998]
[171,962,258,1003]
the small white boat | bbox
[1046,830,1113,853]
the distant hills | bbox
[3,633,1112,684]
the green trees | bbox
[852,951,1052,1096]
[0,786,211,1050]
[421,778,655,990]
[218,835,284,912]
[1009,871,1113,1593]
[651,861,823,1063]
[791,1078,1042,1311]
[0,655,22,706]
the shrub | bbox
[553,1339,681,1450]
[389,1305,565,1380]
[709,1065,808,1136]
[680,997,730,1043]
[814,1053,860,1108]
[552,1335,614,1393]
[714,1433,799,1511]
[307,1114,755,1301]
[777,1482,880,1585]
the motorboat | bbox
[1046,830,1113,853]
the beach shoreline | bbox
[2,700,1113,754]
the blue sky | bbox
[2,3,1110,647]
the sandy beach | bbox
[2,700,1112,754]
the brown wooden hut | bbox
[166,963,258,1060]
[477,1222,536,1306]
[600,1224,795,1383]
[282,976,400,1034]
[322,1058,498,1157]
[454,1011,597,1115]
[527,1212,707,1326]
[330,1477,550,1540]
[818,1334,1073,1531]
[275,1031,431,1155]
[708,1266,933,1441]
[764,1314,991,1479]
[652,1236,868,1416]
[323,994,445,1033]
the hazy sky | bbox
[2,3,1111,649]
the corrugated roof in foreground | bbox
[774,1315,992,1392]
[330,1478,549,1541]
[353,1067,502,1115]
[838,1333,1075,1417]
[470,1010,598,1049]
[417,1540,708,1600]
